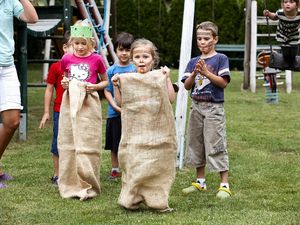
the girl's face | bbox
[72,38,91,57]
[282,0,298,12]
[116,46,131,66]
[132,46,154,73]
[196,29,218,56]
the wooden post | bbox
[17,21,28,141]
[175,0,195,170]
[243,0,251,90]
[110,0,117,39]
[63,0,71,31]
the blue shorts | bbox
[104,116,121,153]
[51,111,60,156]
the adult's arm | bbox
[19,0,38,23]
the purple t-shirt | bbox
[181,53,230,103]
[61,53,106,84]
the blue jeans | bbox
[51,111,60,156]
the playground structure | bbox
[247,0,293,94]
[16,0,116,140]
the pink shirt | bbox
[61,53,106,84]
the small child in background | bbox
[39,31,72,185]
[181,21,232,199]
[104,32,135,181]
[58,20,108,200]
[264,0,300,62]
[112,39,177,212]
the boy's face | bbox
[282,0,298,12]
[132,46,153,74]
[196,29,218,55]
[116,46,131,66]
[62,43,73,55]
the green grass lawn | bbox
[1,68,300,225]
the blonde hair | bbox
[69,20,96,51]
[130,38,159,68]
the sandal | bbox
[157,207,174,213]
[0,173,13,181]
[51,176,59,185]
[0,182,7,189]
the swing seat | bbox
[269,51,300,71]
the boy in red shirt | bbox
[39,31,72,184]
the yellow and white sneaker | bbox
[182,182,207,195]
[216,186,232,199]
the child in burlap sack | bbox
[112,39,177,212]
[58,20,108,200]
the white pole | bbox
[250,0,257,93]
[175,0,195,170]
[105,0,111,32]
[42,0,55,82]
[43,40,51,82]
[285,70,292,93]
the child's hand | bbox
[39,113,50,129]
[61,76,69,89]
[86,83,97,94]
[161,66,170,78]
[111,75,120,87]
[193,61,201,75]
[263,10,270,17]
[197,59,209,77]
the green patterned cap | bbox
[71,25,93,38]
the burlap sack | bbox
[58,79,102,200]
[116,70,177,210]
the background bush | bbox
[27,0,283,68]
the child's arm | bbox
[112,76,122,107]
[39,84,54,129]
[161,66,176,103]
[104,89,121,113]
[19,0,38,23]
[86,73,109,94]
[183,70,197,90]
[263,10,278,20]
[198,59,229,88]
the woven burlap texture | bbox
[116,70,177,210]
[58,79,102,200]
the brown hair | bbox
[114,32,134,50]
[196,21,218,37]
[62,30,70,45]
[281,0,299,6]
